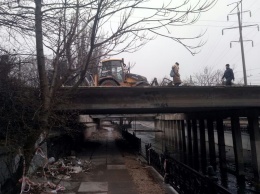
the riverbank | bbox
[5,124,177,194]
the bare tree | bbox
[183,66,223,86]
[0,0,218,171]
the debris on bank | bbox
[19,156,92,194]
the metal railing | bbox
[120,126,141,151]
[120,124,232,194]
[145,145,232,194]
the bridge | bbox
[56,86,260,193]
[57,86,260,114]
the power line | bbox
[201,36,224,67]
[247,0,258,10]
[228,29,259,64]
[222,1,259,85]
[236,67,260,72]
[230,30,260,67]
[199,21,241,67]
[194,15,259,68]
[199,20,260,23]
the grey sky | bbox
[119,1,260,85]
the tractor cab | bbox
[98,58,149,86]
[99,59,125,84]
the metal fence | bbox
[121,126,141,151]
[120,124,232,194]
[145,145,232,194]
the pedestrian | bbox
[222,64,234,86]
[172,62,182,86]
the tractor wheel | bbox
[100,80,118,86]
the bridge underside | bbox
[57,86,260,115]
[56,86,260,184]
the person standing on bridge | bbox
[172,62,182,86]
[222,64,234,86]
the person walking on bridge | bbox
[172,62,182,86]
[222,64,234,86]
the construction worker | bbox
[172,62,182,86]
[222,64,234,86]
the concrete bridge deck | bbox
[57,86,260,114]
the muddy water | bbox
[128,121,260,194]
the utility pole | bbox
[222,1,259,86]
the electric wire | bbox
[210,4,260,74]
[227,29,258,67]
[199,21,239,68]
[230,30,259,66]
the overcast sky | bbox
[118,0,260,85]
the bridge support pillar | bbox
[119,118,123,126]
[177,121,182,150]
[217,118,227,170]
[93,118,100,129]
[161,120,165,152]
[166,120,172,147]
[207,118,216,170]
[174,121,178,149]
[192,119,199,171]
[168,121,172,148]
[181,120,186,163]
[155,119,162,150]
[165,120,169,148]
[248,114,260,182]
[170,121,174,148]
[231,116,245,177]
[199,119,207,174]
[181,120,186,152]
[186,120,192,167]
[217,118,228,186]
[155,119,159,132]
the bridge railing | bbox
[145,145,232,194]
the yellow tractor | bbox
[94,58,149,86]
